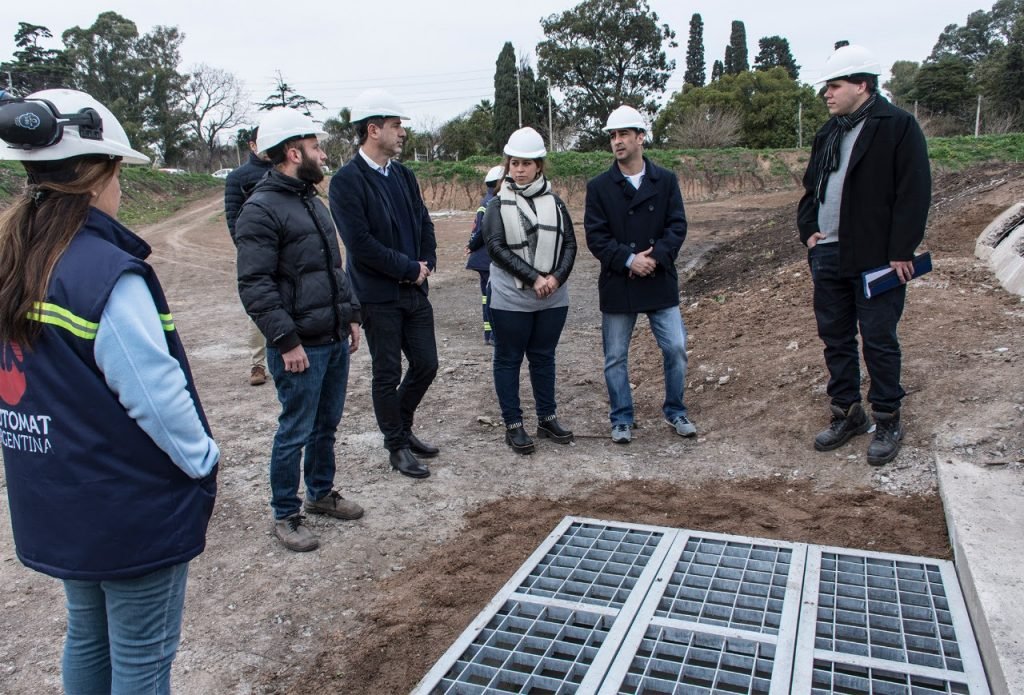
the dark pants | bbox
[362,287,439,451]
[477,271,492,340]
[809,243,906,413]
[489,305,568,424]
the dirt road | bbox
[1,165,1022,693]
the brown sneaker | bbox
[250,365,267,386]
[303,490,364,520]
[273,514,318,552]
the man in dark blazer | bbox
[329,89,438,479]
[584,105,694,444]
[798,44,931,466]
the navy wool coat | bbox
[584,157,688,313]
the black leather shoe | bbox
[407,432,439,458]
[537,416,573,444]
[505,422,535,455]
[389,448,431,478]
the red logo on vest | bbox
[0,342,27,406]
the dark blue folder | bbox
[861,252,932,298]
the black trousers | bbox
[361,287,439,451]
[808,243,907,413]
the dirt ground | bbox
[1,163,1022,694]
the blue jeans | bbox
[808,243,906,412]
[490,306,568,424]
[266,341,350,519]
[602,306,689,426]
[62,562,189,695]
[362,288,439,451]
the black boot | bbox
[867,410,904,466]
[814,403,870,451]
[537,415,573,444]
[505,422,535,455]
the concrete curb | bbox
[936,455,1024,695]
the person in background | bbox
[0,89,218,694]
[797,44,931,466]
[584,105,694,445]
[482,127,577,455]
[223,126,273,386]
[465,165,505,345]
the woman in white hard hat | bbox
[481,127,577,454]
[464,164,505,345]
[0,90,218,693]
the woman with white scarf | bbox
[482,127,577,454]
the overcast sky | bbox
[1,0,989,129]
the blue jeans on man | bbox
[266,340,350,520]
[602,306,689,426]
[808,243,906,413]
[62,562,189,694]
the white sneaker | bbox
[666,415,697,437]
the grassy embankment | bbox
[408,132,1024,189]
[0,162,223,226]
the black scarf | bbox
[813,94,877,202]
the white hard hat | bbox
[350,88,408,123]
[256,108,326,155]
[503,127,546,159]
[816,44,882,84]
[484,165,505,184]
[603,105,647,132]
[0,89,150,164]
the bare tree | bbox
[182,64,249,171]
[667,106,742,149]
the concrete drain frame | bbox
[412,517,991,694]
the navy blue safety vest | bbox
[0,207,217,580]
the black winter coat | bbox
[223,153,273,240]
[584,157,688,313]
[235,170,360,352]
[798,98,931,277]
[481,191,576,287]
[329,155,436,303]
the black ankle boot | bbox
[505,422,535,454]
[867,410,904,466]
[537,415,573,444]
[814,403,870,451]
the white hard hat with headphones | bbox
[816,44,882,84]
[256,108,327,155]
[0,89,150,164]
[603,105,648,133]
[484,165,505,184]
[350,88,408,123]
[503,127,546,159]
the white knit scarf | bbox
[498,174,563,289]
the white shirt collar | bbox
[359,147,390,175]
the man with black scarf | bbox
[797,44,931,466]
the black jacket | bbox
[235,170,360,351]
[584,157,688,313]
[798,98,931,276]
[481,191,576,286]
[329,155,436,303]
[223,152,273,241]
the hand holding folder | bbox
[861,252,932,298]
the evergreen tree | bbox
[493,42,519,154]
[711,60,724,82]
[684,13,706,88]
[724,21,748,75]
[753,36,800,80]
[0,23,70,94]
[257,71,324,116]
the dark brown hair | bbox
[0,157,120,346]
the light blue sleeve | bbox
[94,273,219,479]
[626,253,636,269]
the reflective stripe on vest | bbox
[27,302,175,340]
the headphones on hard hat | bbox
[0,97,104,150]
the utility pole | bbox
[515,65,522,127]
[547,84,553,152]
[974,94,982,138]
[797,101,803,148]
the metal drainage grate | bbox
[434,601,612,694]
[414,520,991,695]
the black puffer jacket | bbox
[236,170,360,351]
[224,152,273,240]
